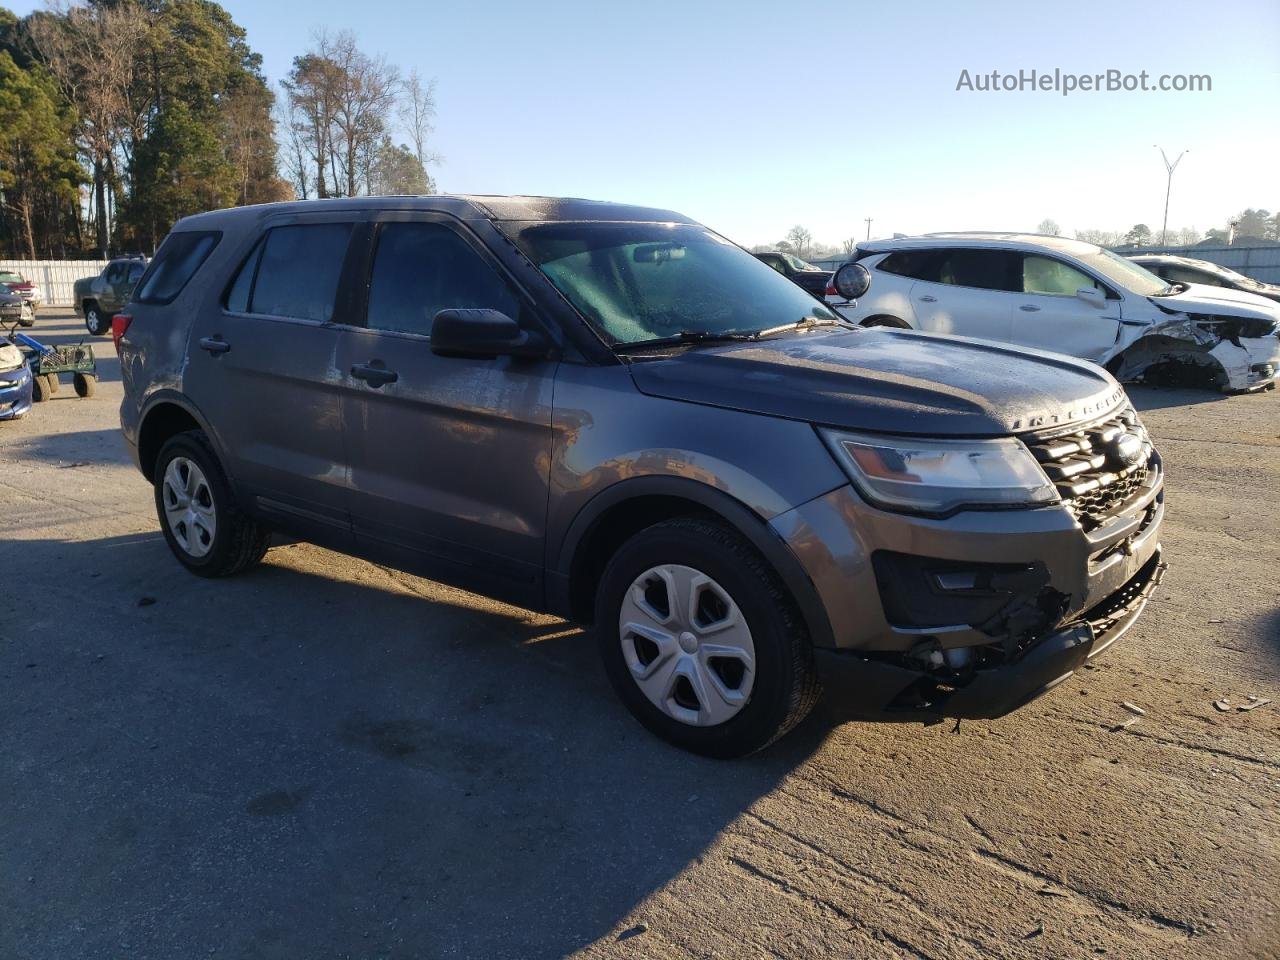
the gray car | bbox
[116,196,1165,757]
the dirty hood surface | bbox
[1152,283,1280,323]
[628,328,1125,436]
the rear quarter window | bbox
[134,232,221,304]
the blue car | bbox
[0,340,33,420]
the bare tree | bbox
[275,96,310,199]
[1036,218,1061,236]
[283,32,403,198]
[324,31,399,198]
[842,237,857,255]
[400,69,438,192]
[785,225,812,258]
[29,0,150,254]
[282,49,341,198]
[1074,229,1123,248]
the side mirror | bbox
[1076,287,1106,308]
[833,262,871,301]
[430,308,550,359]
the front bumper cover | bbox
[813,549,1165,721]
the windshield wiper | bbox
[613,330,760,352]
[755,315,856,338]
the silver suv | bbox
[116,196,1165,756]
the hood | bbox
[0,342,25,372]
[1153,283,1280,321]
[628,327,1125,437]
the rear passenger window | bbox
[227,223,352,321]
[365,222,519,337]
[936,250,1019,292]
[877,250,942,281]
[135,232,220,304]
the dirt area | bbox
[2,311,1277,959]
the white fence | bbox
[0,259,108,307]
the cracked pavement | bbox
[1,312,1277,959]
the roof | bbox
[174,194,697,231]
[860,232,1102,256]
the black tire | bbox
[595,517,820,758]
[31,374,52,402]
[861,315,910,329]
[72,372,95,397]
[84,301,109,336]
[18,313,34,328]
[153,430,271,577]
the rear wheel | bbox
[154,430,270,577]
[43,373,59,394]
[72,372,95,397]
[31,374,53,402]
[84,301,109,336]
[595,517,820,757]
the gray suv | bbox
[116,196,1165,757]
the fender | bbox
[548,475,836,649]
[134,389,241,489]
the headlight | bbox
[819,428,1058,515]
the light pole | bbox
[864,217,873,241]
[1155,145,1188,246]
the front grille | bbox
[1023,406,1154,530]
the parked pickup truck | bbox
[753,251,831,298]
[74,256,147,335]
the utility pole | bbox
[1154,145,1188,246]
[864,217,873,241]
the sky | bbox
[10,0,1280,247]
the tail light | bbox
[111,313,132,352]
[825,282,838,297]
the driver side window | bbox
[366,222,520,338]
[1022,255,1099,296]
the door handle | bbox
[351,362,398,388]
[199,336,230,355]
[918,295,937,303]
[1019,304,1041,312]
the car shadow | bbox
[2,426,133,467]
[2,531,829,960]
[1124,383,1236,412]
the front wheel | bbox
[595,517,820,757]
[861,315,910,329]
[73,372,95,397]
[84,302,109,336]
[154,430,271,577]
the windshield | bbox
[783,253,820,272]
[511,222,840,345]
[1076,248,1169,296]
[1209,263,1266,289]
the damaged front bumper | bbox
[771,442,1166,720]
[1110,316,1280,393]
[812,551,1165,720]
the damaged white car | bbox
[829,233,1280,392]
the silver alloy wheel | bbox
[618,564,756,727]
[161,456,217,557]
[85,307,99,334]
